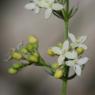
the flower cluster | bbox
[49,33,89,76]
[25,0,64,19]
[8,35,40,74]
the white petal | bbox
[69,33,76,42]
[45,9,52,19]
[78,57,89,65]
[74,65,81,76]
[58,55,65,65]
[38,0,48,8]
[78,36,87,43]
[79,44,87,50]
[62,40,69,51]
[65,50,77,59]
[25,3,35,10]
[34,7,40,14]
[48,0,54,3]
[51,47,62,55]
[52,3,63,10]
[66,61,75,67]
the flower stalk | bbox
[62,0,69,95]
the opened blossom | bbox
[42,0,64,18]
[51,40,77,65]
[51,33,88,76]
[25,0,63,18]
[25,0,40,14]
[66,56,88,76]
[69,33,87,50]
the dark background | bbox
[0,0,95,95]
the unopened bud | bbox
[54,69,63,79]
[76,47,85,55]
[20,48,28,54]
[11,52,22,60]
[12,63,23,69]
[8,68,17,74]
[26,44,33,51]
[28,35,38,44]
[27,53,39,63]
[48,48,55,56]
[51,63,59,69]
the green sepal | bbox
[70,7,78,18]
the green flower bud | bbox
[26,44,33,51]
[47,48,55,56]
[28,35,38,44]
[12,63,23,69]
[27,53,39,63]
[11,52,22,60]
[20,48,28,54]
[54,69,63,79]
[51,63,60,69]
[8,68,17,74]
[76,47,85,55]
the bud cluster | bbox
[8,35,40,74]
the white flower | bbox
[43,0,63,19]
[51,40,77,65]
[25,0,63,18]
[66,57,89,76]
[69,33,87,50]
[25,0,40,14]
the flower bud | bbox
[28,35,38,44]
[51,63,59,69]
[11,52,22,60]
[20,48,28,54]
[47,48,55,56]
[76,47,85,55]
[54,69,63,79]
[12,63,23,69]
[26,44,33,51]
[8,68,17,74]
[27,53,39,63]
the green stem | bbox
[61,79,68,95]
[64,21,69,40]
[61,0,69,95]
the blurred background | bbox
[0,0,95,95]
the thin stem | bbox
[61,0,69,95]
[61,79,68,95]
[64,21,69,40]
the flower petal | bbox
[35,7,40,14]
[51,47,62,55]
[65,50,77,59]
[45,9,52,19]
[79,44,87,50]
[58,55,65,65]
[48,0,55,3]
[74,65,81,76]
[78,57,89,65]
[52,3,63,10]
[25,3,35,10]
[78,36,87,43]
[66,60,75,67]
[62,40,69,51]
[69,33,76,42]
